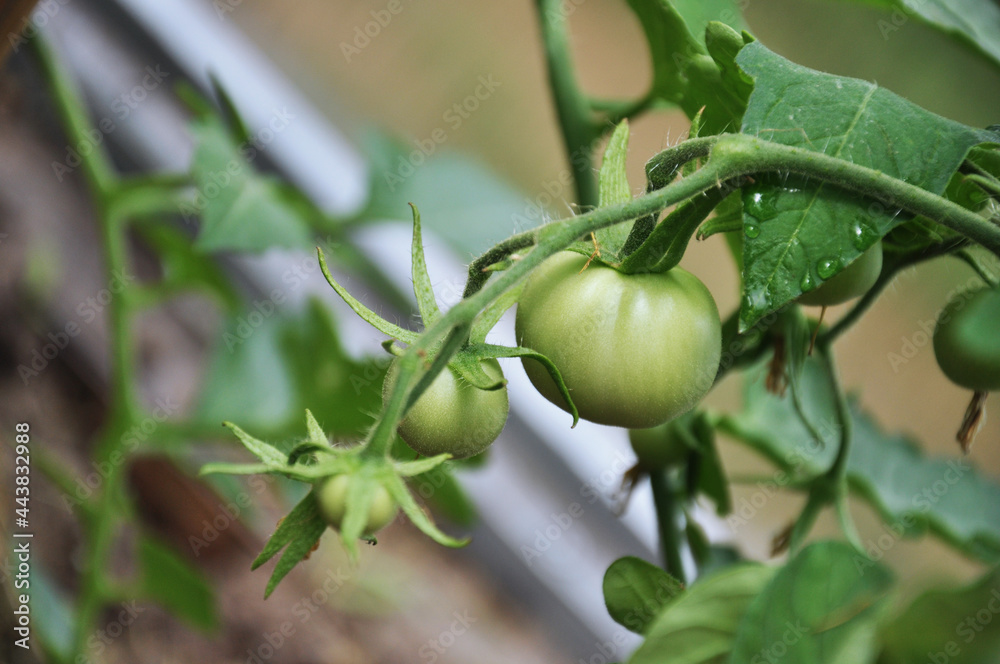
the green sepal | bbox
[681,108,705,178]
[470,283,524,343]
[221,421,287,466]
[471,342,579,426]
[337,474,380,560]
[696,190,743,240]
[381,471,470,548]
[394,453,453,477]
[409,203,442,326]
[303,409,329,447]
[593,120,634,262]
[251,489,328,599]
[618,186,729,274]
[199,462,280,477]
[287,441,334,466]
[449,352,506,391]
[318,247,418,344]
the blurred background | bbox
[2,0,1000,662]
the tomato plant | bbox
[20,0,1000,662]
[515,251,721,428]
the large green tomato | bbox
[315,475,398,535]
[798,242,883,306]
[383,358,509,459]
[515,252,722,428]
[933,287,1000,391]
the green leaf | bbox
[603,556,684,634]
[730,541,893,664]
[722,367,1000,560]
[137,536,218,630]
[594,121,634,260]
[880,566,1000,664]
[847,406,1000,562]
[188,118,312,252]
[135,223,241,311]
[828,0,1000,72]
[718,359,841,480]
[735,41,995,329]
[408,203,441,326]
[251,489,328,598]
[626,0,749,134]
[318,247,419,344]
[196,298,386,438]
[628,564,774,664]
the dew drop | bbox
[817,258,841,280]
[745,222,761,238]
[800,272,815,292]
[744,287,770,312]
[851,218,880,250]
[744,186,779,221]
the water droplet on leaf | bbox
[744,187,779,221]
[800,272,815,292]
[745,222,760,238]
[817,258,841,280]
[851,218,880,250]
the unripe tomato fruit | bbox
[515,252,722,428]
[798,242,883,306]
[315,475,397,535]
[383,358,509,459]
[629,422,690,471]
[933,287,1000,391]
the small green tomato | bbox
[315,475,398,535]
[933,287,1000,392]
[629,422,690,471]
[383,358,509,459]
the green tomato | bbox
[933,287,1000,391]
[798,242,883,306]
[383,358,509,459]
[315,475,398,535]
[629,422,690,471]
[515,251,722,428]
